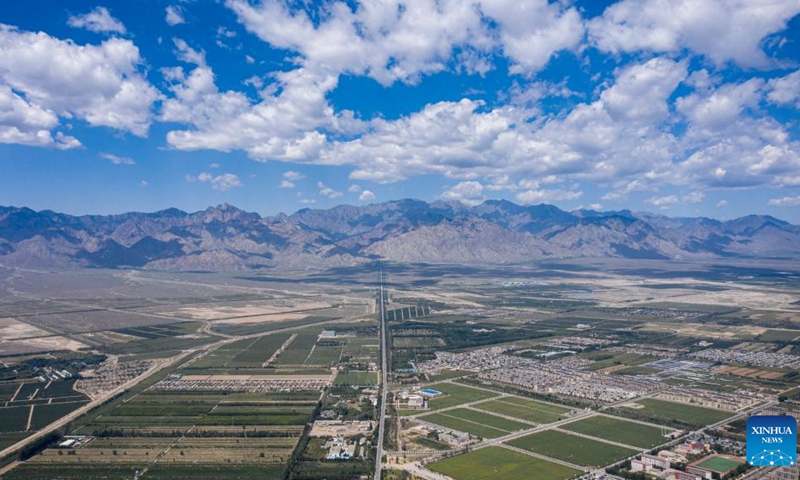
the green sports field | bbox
[560,415,667,448]
[473,397,570,424]
[428,446,582,480]
[695,456,743,473]
[506,430,637,467]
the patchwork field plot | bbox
[507,430,638,467]
[102,335,216,356]
[20,386,320,480]
[428,446,582,480]
[560,415,668,448]
[473,397,571,424]
[3,463,285,480]
[334,371,378,386]
[420,408,530,439]
[342,337,379,363]
[623,398,734,426]
[272,333,319,366]
[0,379,89,442]
[113,322,199,340]
[399,383,499,415]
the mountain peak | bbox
[0,200,798,270]
[199,204,259,223]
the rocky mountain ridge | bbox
[0,200,798,270]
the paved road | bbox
[374,266,388,480]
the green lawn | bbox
[428,446,582,480]
[560,416,668,448]
[507,430,637,468]
[473,397,570,424]
[628,398,734,426]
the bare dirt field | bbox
[640,322,766,339]
[216,313,307,325]
[164,301,331,320]
[0,318,52,340]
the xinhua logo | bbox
[747,415,797,467]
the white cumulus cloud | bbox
[165,6,186,26]
[646,195,679,208]
[187,172,243,191]
[0,25,160,140]
[283,171,305,181]
[358,190,376,202]
[68,6,126,34]
[442,181,486,206]
[317,181,342,199]
[100,152,135,165]
[768,195,800,207]
[588,0,800,68]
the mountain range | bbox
[0,199,798,270]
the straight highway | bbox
[374,266,388,480]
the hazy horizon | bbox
[1,1,800,221]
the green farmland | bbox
[473,397,570,424]
[560,415,669,448]
[428,446,582,480]
[334,370,378,386]
[399,383,499,415]
[507,430,637,467]
[624,399,735,426]
[420,408,529,439]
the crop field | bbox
[34,385,318,480]
[113,322,200,340]
[81,391,317,433]
[305,345,342,365]
[507,430,638,467]
[0,379,89,444]
[334,371,378,386]
[560,416,668,448]
[393,336,445,348]
[272,333,319,366]
[759,329,800,342]
[227,334,292,368]
[403,383,499,414]
[342,337,379,363]
[5,462,286,480]
[584,352,656,371]
[26,309,182,334]
[428,446,582,480]
[625,399,734,425]
[420,408,529,439]
[102,335,217,355]
[472,397,570,424]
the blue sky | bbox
[1,1,800,221]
